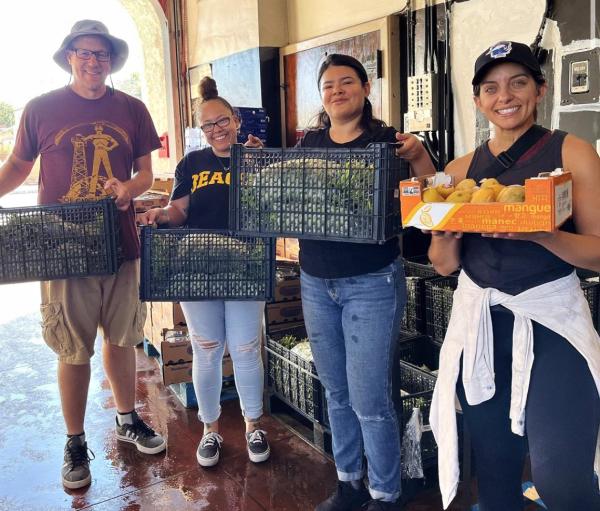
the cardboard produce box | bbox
[274,278,301,302]
[284,238,299,261]
[133,190,170,213]
[143,302,186,346]
[160,329,234,381]
[156,302,186,328]
[266,300,303,326]
[274,261,301,302]
[162,361,193,385]
[161,330,193,364]
[151,177,174,194]
[400,171,572,233]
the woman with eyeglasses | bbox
[137,76,269,468]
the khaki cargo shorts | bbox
[40,259,146,365]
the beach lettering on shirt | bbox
[191,170,231,193]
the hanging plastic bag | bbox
[401,407,424,479]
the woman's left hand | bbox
[244,134,264,148]
[394,132,427,161]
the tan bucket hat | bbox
[53,19,129,73]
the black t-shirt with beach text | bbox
[171,147,230,229]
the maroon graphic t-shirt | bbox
[14,86,161,259]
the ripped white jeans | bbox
[181,300,265,424]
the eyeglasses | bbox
[70,48,111,62]
[200,117,232,133]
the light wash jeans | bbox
[300,260,406,501]
[180,300,265,424]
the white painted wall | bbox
[449,0,546,156]
[184,0,587,158]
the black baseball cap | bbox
[472,41,542,85]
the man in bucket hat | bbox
[0,20,166,489]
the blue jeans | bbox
[300,261,406,501]
[180,300,265,424]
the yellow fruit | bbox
[435,185,455,199]
[422,187,445,203]
[455,178,477,190]
[480,178,500,189]
[446,190,472,203]
[497,185,526,203]
[491,184,506,199]
[470,188,496,203]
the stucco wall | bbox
[186,0,260,67]
[285,0,407,43]
[120,0,175,173]
[450,0,546,155]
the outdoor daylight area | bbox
[0,0,599,510]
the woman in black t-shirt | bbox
[137,77,269,469]
[299,54,434,511]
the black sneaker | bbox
[115,411,166,454]
[361,498,403,510]
[196,431,223,467]
[316,480,370,511]
[62,435,95,489]
[246,429,270,463]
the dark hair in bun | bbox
[199,76,235,114]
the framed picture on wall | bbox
[280,17,400,147]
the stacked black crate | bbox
[236,107,268,146]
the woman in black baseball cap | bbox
[424,41,600,510]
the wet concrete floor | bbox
[0,188,540,510]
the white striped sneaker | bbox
[115,411,166,454]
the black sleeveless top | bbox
[461,128,575,295]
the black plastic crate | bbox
[581,278,600,331]
[397,332,442,374]
[402,257,440,333]
[398,362,437,463]
[425,276,458,343]
[139,227,275,301]
[0,198,119,284]
[229,143,409,243]
[265,325,326,423]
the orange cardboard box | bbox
[284,238,299,261]
[400,171,572,233]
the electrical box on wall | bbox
[404,73,438,132]
[560,48,600,105]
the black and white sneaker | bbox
[115,411,166,454]
[62,435,95,489]
[246,429,270,463]
[196,431,223,467]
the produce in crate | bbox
[290,341,313,362]
[0,209,111,279]
[147,232,267,298]
[240,156,376,237]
